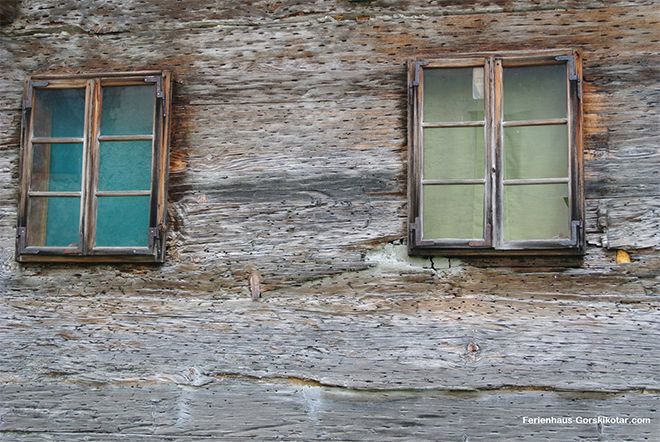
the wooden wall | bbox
[0,0,658,439]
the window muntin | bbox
[92,83,156,251]
[17,72,171,263]
[420,61,490,246]
[25,84,87,251]
[409,52,583,255]
[499,61,573,247]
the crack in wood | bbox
[42,370,660,396]
[209,373,660,396]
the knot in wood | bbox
[467,342,480,353]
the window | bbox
[407,50,584,255]
[16,71,172,263]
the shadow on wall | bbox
[0,0,19,25]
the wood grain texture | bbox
[1,287,659,389]
[0,0,658,439]
[1,381,658,440]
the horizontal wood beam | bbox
[31,71,164,80]
[0,380,657,440]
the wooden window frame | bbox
[407,50,584,256]
[16,71,173,263]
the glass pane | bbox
[422,184,484,240]
[31,143,83,192]
[96,196,150,247]
[503,64,567,121]
[101,86,155,135]
[33,88,85,138]
[504,184,570,241]
[423,127,485,180]
[504,125,568,179]
[424,67,485,122]
[27,197,80,247]
[99,141,152,191]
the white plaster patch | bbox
[365,243,449,271]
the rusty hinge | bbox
[410,61,429,88]
[23,80,49,110]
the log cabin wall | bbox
[0,0,658,439]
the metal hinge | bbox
[555,55,577,80]
[149,226,160,248]
[23,80,49,110]
[16,226,25,244]
[571,220,583,245]
[144,76,163,98]
[409,217,421,243]
[572,75,582,98]
[16,227,39,254]
[410,61,429,88]
[148,225,166,250]
[555,55,581,96]
[145,75,166,117]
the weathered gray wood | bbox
[6,0,660,33]
[1,380,659,441]
[0,0,658,439]
[1,286,658,390]
[597,197,660,250]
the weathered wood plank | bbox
[0,1,658,438]
[0,288,658,390]
[6,0,658,37]
[596,198,660,250]
[1,380,658,440]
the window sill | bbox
[16,254,164,264]
[408,245,585,257]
